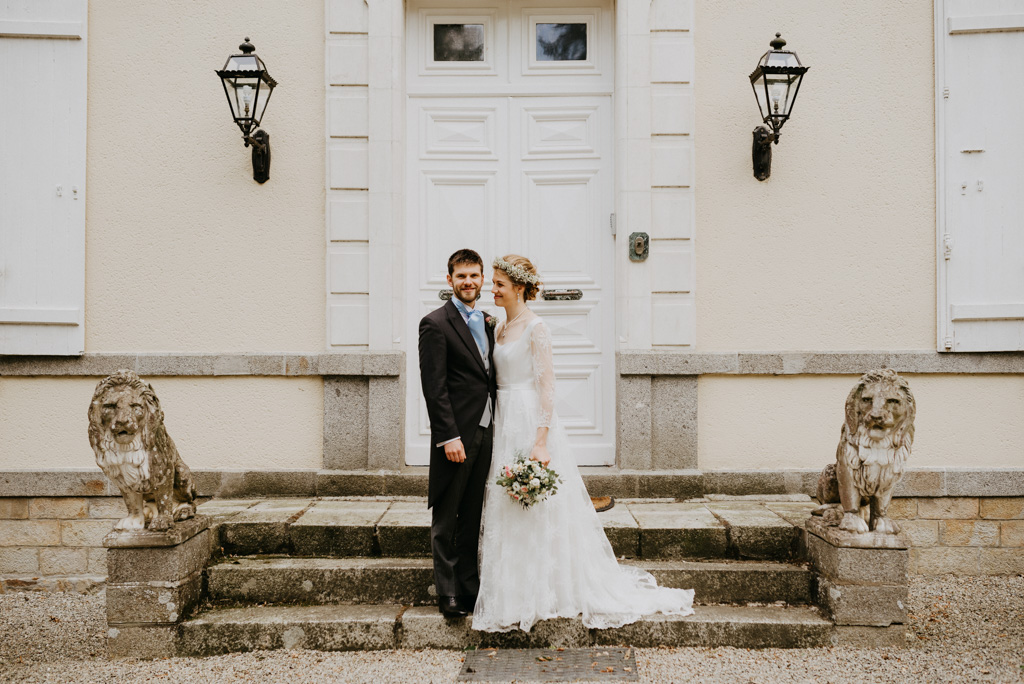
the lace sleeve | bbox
[530,320,556,427]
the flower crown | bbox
[492,257,540,286]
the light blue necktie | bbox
[454,299,491,427]
[456,300,488,361]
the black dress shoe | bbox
[459,595,478,613]
[438,596,469,618]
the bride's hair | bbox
[498,254,542,301]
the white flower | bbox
[492,257,540,286]
[530,478,541,488]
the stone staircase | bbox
[162,496,845,655]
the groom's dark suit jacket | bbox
[418,299,497,508]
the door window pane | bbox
[433,24,485,62]
[536,23,587,61]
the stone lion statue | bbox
[88,370,197,531]
[815,368,916,535]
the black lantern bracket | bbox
[749,33,808,181]
[216,38,278,184]
[248,130,271,184]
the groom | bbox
[418,248,497,618]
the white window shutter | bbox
[937,0,1024,351]
[0,0,87,355]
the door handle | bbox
[443,288,583,300]
[541,289,583,301]
[628,232,649,261]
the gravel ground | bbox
[0,575,1021,683]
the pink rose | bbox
[521,485,528,492]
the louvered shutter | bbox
[937,0,1024,351]
[0,0,87,355]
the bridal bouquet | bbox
[495,451,561,509]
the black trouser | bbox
[430,423,493,600]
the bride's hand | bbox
[529,444,550,467]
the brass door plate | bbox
[628,232,649,261]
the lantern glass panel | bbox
[765,73,795,118]
[252,80,273,126]
[765,51,800,68]
[224,55,260,71]
[226,75,262,125]
[752,72,770,122]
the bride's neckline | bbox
[495,314,540,348]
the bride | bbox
[472,254,694,633]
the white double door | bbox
[404,93,616,466]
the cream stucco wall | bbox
[694,1,937,352]
[0,377,323,469]
[8,1,1021,479]
[698,374,1024,470]
[84,1,325,353]
[78,0,942,355]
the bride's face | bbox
[491,269,522,307]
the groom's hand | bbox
[444,439,467,463]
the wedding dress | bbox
[473,316,694,632]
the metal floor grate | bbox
[458,647,639,682]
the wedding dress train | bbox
[472,317,695,632]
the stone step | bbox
[206,557,814,607]
[189,468,824,500]
[177,603,833,656]
[205,498,815,561]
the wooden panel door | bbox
[938,0,1024,350]
[406,97,508,459]
[405,0,616,465]
[510,96,614,462]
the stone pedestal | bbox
[103,515,212,659]
[804,517,909,648]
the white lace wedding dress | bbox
[473,316,694,632]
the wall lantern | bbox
[216,38,278,184]
[749,33,808,181]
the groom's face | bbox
[448,262,484,306]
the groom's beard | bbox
[453,285,480,305]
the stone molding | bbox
[8,350,1024,378]
[618,350,1024,375]
[0,352,404,377]
[3,467,1022,499]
